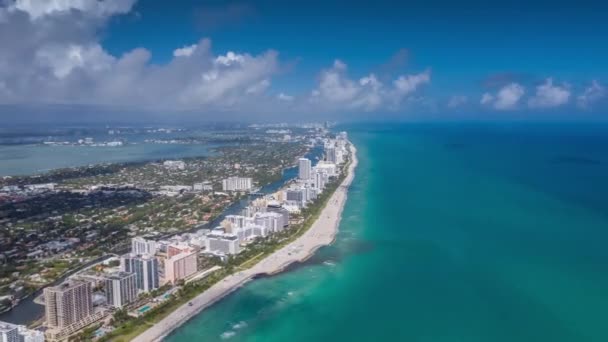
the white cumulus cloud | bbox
[577,80,605,109]
[277,92,294,101]
[480,93,494,105]
[528,78,570,108]
[393,70,431,96]
[481,83,525,110]
[10,0,136,19]
[310,60,430,112]
[447,95,468,108]
[0,1,434,120]
[215,51,245,66]
[245,79,270,95]
[0,0,281,113]
[173,44,198,57]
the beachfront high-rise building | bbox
[104,272,137,308]
[285,188,307,207]
[298,158,312,180]
[0,321,45,342]
[224,215,251,229]
[44,280,93,329]
[222,177,253,191]
[253,212,285,232]
[205,233,240,254]
[314,171,328,191]
[267,207,290,228]
[164,248,198,284]
[336,149,344,164]
[326,146,337,164]
[131,237,157,256]
[315,161,337,176]
[233,224,268,241]
[120,254,159,293]
[242,197,269,217]
[306,187,319,202]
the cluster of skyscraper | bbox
[120,133,349,260]
[285,132,349,208]
[120,237,198,293]
[12,131,351,341]
[39,259,149,340]
[204,199,291,254]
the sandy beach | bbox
[132,143,358,342]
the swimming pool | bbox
[138,305,151,313]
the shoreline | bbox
[132,142,358,342]
[0,146,323,326]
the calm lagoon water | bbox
[0,143,221,176]
[166,123,608,342]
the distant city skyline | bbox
[0,0,607,123]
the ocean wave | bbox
[232,321,248,330]
[221,331,236,339]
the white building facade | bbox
[120,254,160,293]
[222,177,253,191]
[131,237,157,256]
[205,234,240,254]
[298,158,312,180]
[0,321,45,342]
[43,281,93,329]
[164,249,198,284]
[104,272,137,308]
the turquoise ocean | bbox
[163,122,608,342]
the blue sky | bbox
[0,0,607,122]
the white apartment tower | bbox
[104,272,137,308]
[326,146,337,164]
[131,237,157,256]
[298,158,312,180]
[314,171,327,191]
[120,254,159,293]
[43,281,93,329]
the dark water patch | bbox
[550,155,601,166]
[252,261,312,280]
[468,263,587,342]
[336,238,375,255]
[424,124,608,220]
[444,142,467,149]
[252,249,335,279]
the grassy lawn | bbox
[236,252,265,270]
